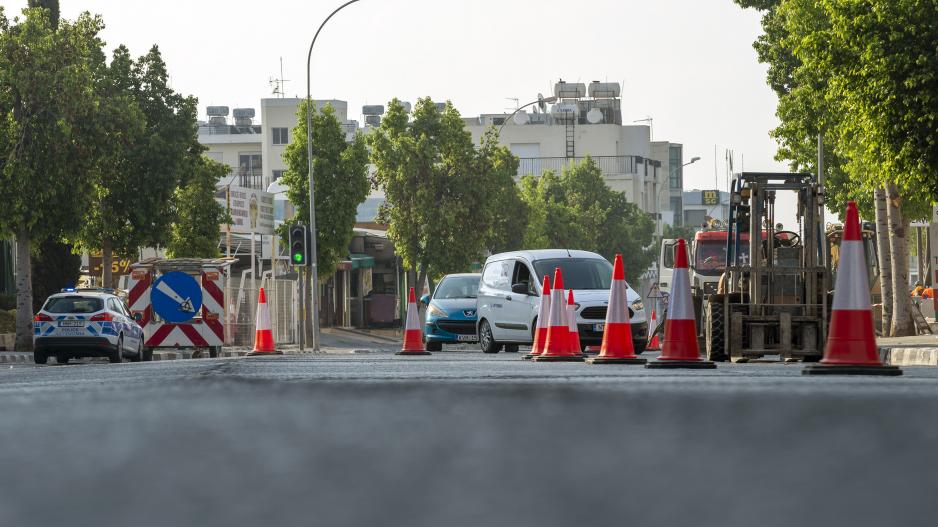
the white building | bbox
[462,80,681,234]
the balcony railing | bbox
[516,155,642,177]
[236,169,265,190]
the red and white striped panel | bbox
[128,269,152,328]
[145,323,219,348]
[201,268,225,344]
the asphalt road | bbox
[2,349,938,527]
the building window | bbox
[272,127,289,145]
[669,145,683,189]
[670,196,683,226]
[238,152,262,189]
[272,169,285,182]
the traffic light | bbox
[289,224,308,266]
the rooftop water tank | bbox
[588,81,621,98]
[364,115,381,127]
[554,81,586,99]
[550,101,579,121]
[400,101,412,113]
[207,106,229,117]
[208,116,227,126]
[233,108,255,119]
[362,105,385,116]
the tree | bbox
[30,239,80,312]
[0,8,105,350]
[166,156,230,258]
[281,101,370,336]
[478,129,528,254]
[26,0,57,28]
[518,157,656,280]
[370,98,497,291]
[73,45,200,287]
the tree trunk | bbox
[14,228,33,351]
[101,239,113,289]
[886,182,914,336]
[874,187,893,335]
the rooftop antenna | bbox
[633,116,653,140]
[269,57,290,98]
[505,97,519,112]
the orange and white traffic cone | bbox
[534,268,584,362]
[804,201,901,376]
[397,287,430,356]
[647,309,661,350]
[566,289,584,358]
[247,287,281,356]
[588,254,645,364]
[647,239,715,369]
[524,275,551,360]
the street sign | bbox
[151,271,203,323]
[702,190,720,205]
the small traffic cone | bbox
[524,275,551,360]
[534,268,584,362]
[647,239,715,369]
[247,287,281,356]
[566,289,585,358]
[805,201,901,376]
[397,287,430,356]
[588,254,645,365]
[647,309,661,350]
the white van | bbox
[657,238,676,297]
[476,249,647,354]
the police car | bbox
[33,288,147,365]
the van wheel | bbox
[479,320,502,354]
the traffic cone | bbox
[804,201,901,376]
[566,289,585,358]
[524,275,551,360]
[247,287,281,356]
[588,254,646,365]
[647,309,661,350]
[534,268,584,362]
[397,287,430,356]
[647,239,715,369]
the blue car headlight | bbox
[427,304,448,319]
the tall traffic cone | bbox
[247,287,281,356]
[397,287,430,356]
[647,239,715,369]
[534,268,584,362]
[805,201,901,376]
[647,309,661,350]
[588,254,645,364]
[524,275,551,360]
[566,289,584,357]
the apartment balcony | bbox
[516,155,643,177]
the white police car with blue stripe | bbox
[33,288,147,365]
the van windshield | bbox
[532,258,613,290]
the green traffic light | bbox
[293,252,303,263]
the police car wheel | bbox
[33,351,48,365]
[109,337,124,364]
[129,339,142,362]
[142,346,153,362]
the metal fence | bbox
[226,277,298,347]
[516,155,641,177]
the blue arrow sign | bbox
[151,271,203,324]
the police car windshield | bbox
[44,296,103,314]
[434,276,480,299]
[533,258,613,290]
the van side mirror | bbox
[419,294,430,305]
[511,283,529,295]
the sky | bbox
[1,0,802,220]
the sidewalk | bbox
[878,335,938,366]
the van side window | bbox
[512,261,534,295]
[663,243,676,268]
[482,260,512,291]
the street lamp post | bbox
[305,0,361,351]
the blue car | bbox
[421,273,481,351]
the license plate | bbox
[593,323,605,332]
[59,320,84,327]
[457,334,478,342]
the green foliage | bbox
[738,0,938,221]
[30,239,80,312]
[166,156,229,258]
[478,129,529,254]
[26,0,58,28]
[519,157,656,280]
[0,8,105,241]
[663,223,697,243]
[0,293,15,311]
[370,98,503,279]
[281,102,370,280]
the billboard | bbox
[215,186,275,235]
